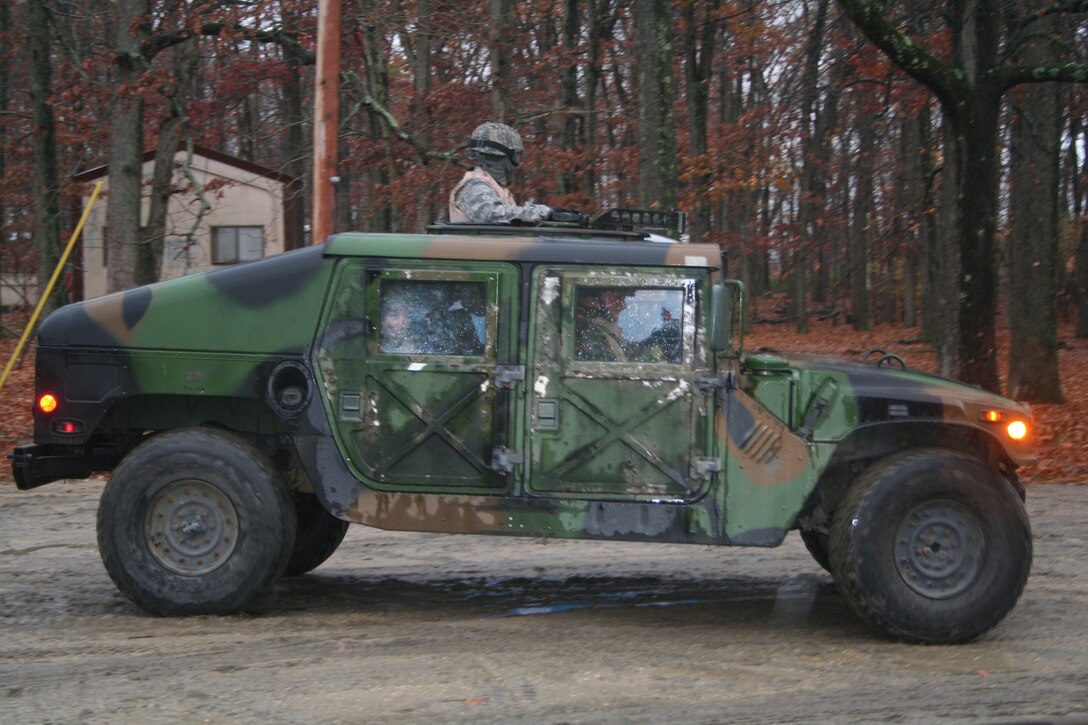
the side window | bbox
[573,287,685,363]
[379,279,487,356]
[212,226,264,264]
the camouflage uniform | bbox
[449,169,551,224]
[448,122,551,224]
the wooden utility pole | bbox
[312,0,341,245]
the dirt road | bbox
[2,479,1086,724]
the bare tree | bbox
[836,0,1088,392]
[682,0,720,245]
[634,0,677,209]
[1007,14,1065,402]
[29,0,65,311]
[793,0,831,332]
[139,38,200,286]
[105,0,150,293]
[1,0,11,327]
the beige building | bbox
[75,146,300,299]
[1,273,37,309]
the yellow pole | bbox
[0,180,104,392]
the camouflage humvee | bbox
[11,214,1034,643]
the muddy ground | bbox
[1,480,1086,725]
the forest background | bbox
[1,1,1087,482]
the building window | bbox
[212,227,264,264]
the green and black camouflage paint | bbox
[14,230,1034,548]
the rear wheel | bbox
[828,448,1031,643]
[97,429,296,616]
[283,493,350,577]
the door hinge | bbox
[695,372,735,395]
[689,456,722,480]
[491,447,524,474]
[493,365,526,389]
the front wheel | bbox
[799,528,831,573]
[829,448,1031,643]
[97,429,296,616]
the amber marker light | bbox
[38,393,58,414]
[1007,420,1028,441]
[981,410,1003,423]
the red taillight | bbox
[38,394,58,414]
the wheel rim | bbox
[145,479,239,576]
[894,499,985,599]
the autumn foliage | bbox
[1,2,1087,482]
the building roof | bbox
[73,144,297,185]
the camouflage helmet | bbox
[468,122,523,166]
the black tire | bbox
[799,529,831,573]
[828,448,1032,644]
[97,429,296,616]
[283,493,350,577]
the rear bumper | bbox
[9,444,97,490]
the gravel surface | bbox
[2,479,1087,724]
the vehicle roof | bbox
[323,231,723,269]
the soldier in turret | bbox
[448,122,553,224]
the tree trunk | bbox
[683,0,719,245]
[929,0,1004,390]
[28,0,65,312]
[951,101,1003,390]
[851,106,874,331]
[1075,111,1088,337]
[335,101,353,232]
[407,0,435,230]
[634,0,676,209]
[1006,18,1064,403]
[903,251,917,327]
[361,14,393,232]
[792,0,830,333]
[931,114,961,377]
[489,0,514,121]
[281,10,307,249]
[1078,213,1088,337]
[106,0,150,293]
[582,0,602,199]
[1,0,11,326]
[899,101,929,329]
[139,38,199,287]
[559,0,581,197]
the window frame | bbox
[562,273,698,373]
[368,268,499,362]
[211,226,265,265]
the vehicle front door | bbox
[526,267,715,500]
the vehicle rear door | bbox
[316,260,519,491]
